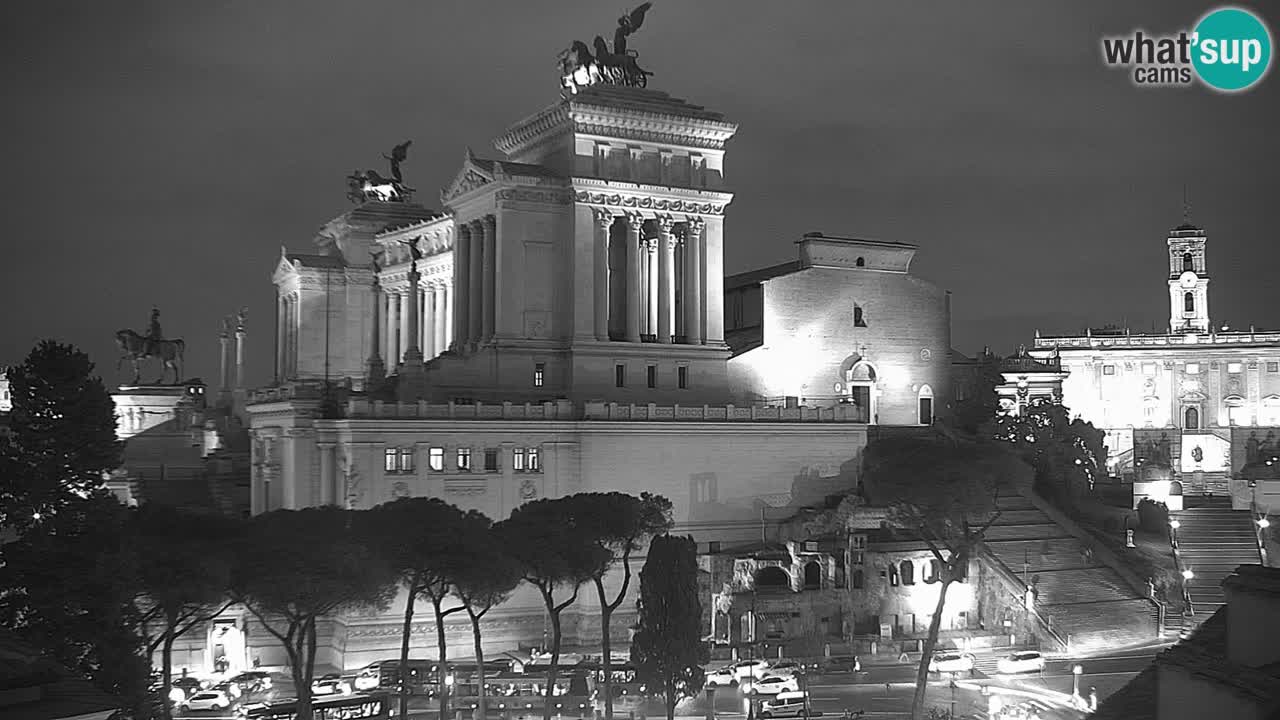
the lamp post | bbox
[1072,664,1083,701]
[1169,518,1181,548]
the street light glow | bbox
[1073,664,1083,675]
[1182,568,1195,580]
[1169,519,1181,529]
[1259,518,1271,529]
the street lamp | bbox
[1072,665,1084,703]
[1182,568,1195,581]
[1169,518,1181,548]
[1259,517,1271,530]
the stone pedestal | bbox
[397,349,427,402]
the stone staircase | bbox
[983,495,1156,652]
[1174,496,1261,627]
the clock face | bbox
[1179,271,1198,288]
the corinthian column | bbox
[625,214,642,343]
[386,290,399,365]
[657,216,676,344]
[481,214,496,342]
[438,284,450,353]
[684,218,704,345]
[468,219,484,346]
[453,224,471,350]
[422,282,435,358]
[594,209,613,341]
[405,271,420,358]
[647,239,659,338]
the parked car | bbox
[746,675,800,696]
[733,659,771,680]
[817,656,860,674]
[312,674,353,696]
[211,681,242,699]
[179,690,232,712]
[928,652,976,674]
[766,661,802,678]
[705,666,739,687]
[997,651,1046,674]
[760,692,823,718]
[228,671,272,693]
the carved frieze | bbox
[572,122,730,150]
[443,169,493,202]
[574,191,724,215]
[444,478,487,496]
[494,188,574,206]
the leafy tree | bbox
[365,498,478,720]
[0,341,122,535]
[567,492,673,720]
[451,519,522,720]
[991,399,1106,513]
[0,492,149,713]
[496,498,609,720]
[952,350,1003,433]
[231,507,397,720]
[630,535,706,720]
[860,432,1032,720]
[133,506,238,720]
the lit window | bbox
[428,447,444,472]
[457,448,472,471]
[900,560,915,586]
[528,447,541,472]
[1228,362,1243,374]
[647,365,657,389]
[534,362,545,388]
[1103,365,1115,376]
[1185,363,1200,375]
[398,448,414,473]
[484,449,499,472]
[513,447,526,472]
[678,366,688,389]
[384,448,397,473]
[615,364,626,388]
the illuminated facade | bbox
[1030,222,1280,508]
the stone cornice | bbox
[495,187,575,207]
[572,177,733,217]
[494,103,573,157]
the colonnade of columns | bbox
[452,214,498,350]
[381,281,452,366]
[594,210,706,345]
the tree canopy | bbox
[630,534,706,720]
[990,399,1107,511]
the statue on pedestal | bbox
[559,3,655,94]
[115,306,186,385]
[346,141,415,203]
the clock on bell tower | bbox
[1167,222,1210,334]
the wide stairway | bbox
[983,495,1157,652]
[1176,496,1261,627]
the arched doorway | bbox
[803,561,822,589]
[1184,406,1200,430]
[917,384,934,425]
[845,360,878,424]
[754,566,790,590]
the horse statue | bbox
[115,329,185,385]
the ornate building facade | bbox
[1029,222,1280,510]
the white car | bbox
[311,675,353,695]
[928,652,976,674]
[765,661,802,678]
[705,666,739,687]
[733,659,771,680]
[180,690,231,712]
[760,692,816,719]
[997,651,1046,674]
[746,675,800,696]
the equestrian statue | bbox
[347,141,414,204]
[558,3,655,94]
[115,307,186,385]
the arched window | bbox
[918,385,934,426]
[852,569,864,589]
[900,560,915,586]
[853,305,867,328]
[1184,292,1195,313]
[855,257,865,267]
[1184,406,1200,430]
[803,561,822,590]
[1183,252,1194,272]
[925,559,941,583]
[888,565,899,587]
[754,566,789,589]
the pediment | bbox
[1223,394,1246,407]
[441,151,495,203]
[1179,390,1207,402]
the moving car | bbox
[746,675,800,696]
[760,692,824,719]
[704,666,739,687]
[997,651,1046,674]
[312,674,353,696]
[928,652,976,674]
[179,690,232,712]
[766,661,802,678]
[228,671,272,693]
[733,659,770,680]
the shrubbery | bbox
[1137,498,1170,534]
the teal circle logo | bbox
[1192,7,1272,92]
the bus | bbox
[241,693,391,720]
[482,670,593,716]
[352,659,509,698]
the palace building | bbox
[162,35,956,677]
[1028,221,1280,511]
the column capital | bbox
[685,216,705,234]
[657,215,676,235]
[593,208,615,230]
[482,213,497,231]
[625,213,645,232]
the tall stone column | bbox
[453,225,471,350]
[234,313,246,390]
[438,285,450,355]
[684,218,704,345]
[647,240,659,338]
[593,210,613,341]
[398,262,427,402]
[275,292,286,383]
[285,294,296,378]
[422,282,435,358]
[218,322,232,405]
[367,275,385,387]
[482,214,496,342]
[625,214,643,343]
[398,290,412,362]
[386,289,399,366]
[468,219,484,346]
[657,216,676,344]
[405,277,420,357]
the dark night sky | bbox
[2,1,1277,389]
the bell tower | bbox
[1167,221,1210,334]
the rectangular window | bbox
[428,447,445,472]
[384,448,397,473]
[1269,362,1279,373]
[484,449,499,472]
[851,535,867,550]
[1103,365,1116,376]
[647,365,657,389]
[803,541,818,552]
[1228,362,1243,374]
[513,447,526,472]
[1185,363,1200,375]
[456,448,472,472]
[534,362,545,387]
[398,448,414,473]
[678,366,688,389]
[615,364,626,388]
[528,447,541,473]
